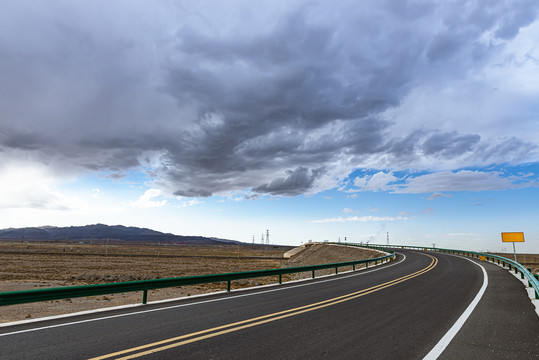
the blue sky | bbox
[0,1,538,253]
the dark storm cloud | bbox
[254,167,325,196]
[0,0,537,197]
[422,131,481,157]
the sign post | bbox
[501,232,525,262]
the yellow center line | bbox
[90,254,437,360]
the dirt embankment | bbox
[282,243,385,280]
[0,242,382,323]
[284,244,383,266]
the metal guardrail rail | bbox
[360,243,539,300]
[0,245,395,306]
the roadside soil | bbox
[0,242,383,323]
[282,243,383,279]
[491,253,539,276]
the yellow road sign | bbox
[501,232,525,242]
[479,256,486,261]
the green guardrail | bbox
[361,243,539,300]
[0,245,395,307]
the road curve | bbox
[0,250,521,359]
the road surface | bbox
[0,250,537,359]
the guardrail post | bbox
[312,270,315,279]
[227,280,231,292]
[514,267,518,274]
[353,264,356,271]
[335,267,338,274]
[279,274,282,284]
[366,262,369,268]
[142,289,148,304]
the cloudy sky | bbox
[1,0,538,252]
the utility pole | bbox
[387,232,390,246]
[266,230,269,245]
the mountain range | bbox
[0,224,240,245]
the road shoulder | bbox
[439,259,539,360]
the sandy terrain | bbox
[491,253,539,276]
[0,242,381,323]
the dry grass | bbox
[490,253,539,276]
[0,242,288,285]
[0,241,387,323]
[0,241,292,323]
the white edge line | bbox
[0,254,406,337]
[422,255,488,360]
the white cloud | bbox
[0,162,82,210]
[428,192,454,200]
[350,170,538,194]
[310,215,408,223]
[395,170,536,193]
[131,189,167,208]
[182,199,202,207]
[343,208,354,213]
[92,188,103,199]
[353,172,399,192]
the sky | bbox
[1,0,538,253]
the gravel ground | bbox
[0,242,381,323]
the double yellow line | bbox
[90,254,437,360]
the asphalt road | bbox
[0,250,536,359]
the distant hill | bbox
[0,224,240,245]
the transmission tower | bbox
[387,232,390,246]
[266,230,269,245]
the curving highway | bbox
[0,250,537,359]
